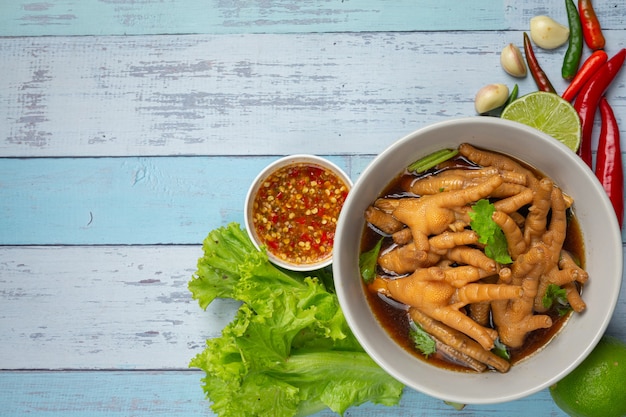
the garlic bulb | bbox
[500,43,527,78]
[530,15,570,49]
[474,84,509,114]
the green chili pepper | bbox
[562,0,583,80]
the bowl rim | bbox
[244,153,353,272]
[333,116,623,404]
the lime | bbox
[501,91,581,152]
[549,335,626,417]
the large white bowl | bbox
[333,117,623,404]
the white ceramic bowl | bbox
[245,154,352,271]
[333,117,623,404]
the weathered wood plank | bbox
[0,370,569,417]
[0,245,624,370]
[0,245,218,369]
[2,32,624,157]
[1,0,623,37]
[0,155,362,245]
[1,155,624,246]
[1,1,503,37]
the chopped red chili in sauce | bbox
[251,162,349,266]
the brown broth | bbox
[360,150,585,372]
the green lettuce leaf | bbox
[188,223,404,417]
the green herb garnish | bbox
[408,148,459,173]
[409,323,437,358]
[469,199,513,264]
[542,283,573,316]
[359,237,383,283]
[492,338,511,361]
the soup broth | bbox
[360,144,586,373]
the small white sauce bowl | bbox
[245,154,352,272]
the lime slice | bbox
[501,91,581,152]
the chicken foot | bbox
[386,175,503,252]
[409,307,511,373]
[370,270,523,350]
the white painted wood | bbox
[0,245,236,369]
[0,156,354,245]
[2,32,624,157]
[0,245,624,370]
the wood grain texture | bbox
[1,1,623,37]
[0,370,569,417]
[1,0,625,415]
[0,245,221,370]
[0,245,625,371]
[1,0,504,37]
[2,155,625,245]
[1,31,624,157]
[0,155,364,245]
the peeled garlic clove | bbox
[474,84,509,114]
[530,15,569,49]
[500,43,527,78]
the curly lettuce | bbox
[188,223,404,417]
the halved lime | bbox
[501,91,581,152]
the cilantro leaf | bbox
[485,228,512,265]
[542,283,568,309]
[409,322,436,357]
[542,283,573,316]
[359,237,383,283]
[469,199,513,264]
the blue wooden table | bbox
[1,1,625,416]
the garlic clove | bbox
[474,84,509,114]
[530,15,570,49]
[500,43,527,78]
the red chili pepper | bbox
[574,48,626,167]
[595,97,623,228]
[523,32,556,93]
[578,0,606,50]
[562,50,608,102]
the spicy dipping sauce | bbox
[247,157,351,270]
